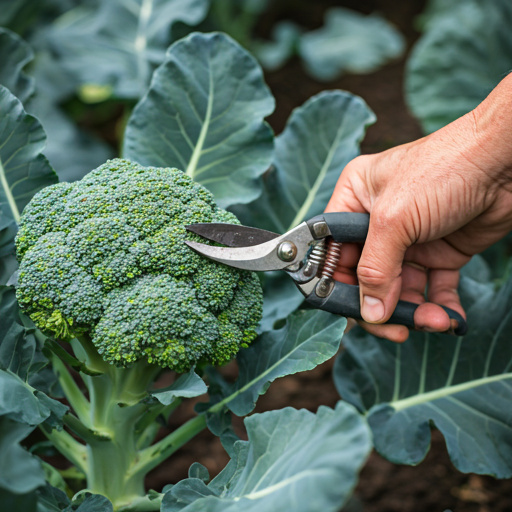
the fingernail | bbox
[362,296,385,323]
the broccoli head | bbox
[15,159,263,372]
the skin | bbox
[326,74,512,342]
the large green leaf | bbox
[234,91,375,233]
[406,0,512,133]
[0,86,57,256]
[252,21,301,71]
[0,417,44,494]
[35,484,70,512]
[124,32,275,208]
[162,402,371,512]
[0,369,67,427]
[27,95,114,183]
[231,91,374,330]
[299,8,405,81]
[202,310,346,418]
[0,287,47,381]
[257,272,303,333]
[0,28,114,183]
[334,271,512,478]
[46,0,209,99]
[0,28,35,103]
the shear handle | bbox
[307,212,369,243]
[305,281,468,336]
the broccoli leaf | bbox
[299,8,405,81]
[45,0,209,99]
[0,417,45,494]
[35,484,70,512]
[124,32,275,208]
[0,370,67,427]
[0,28,114,183]
[62,493,113,512]
[0,287,47,381]
[162,402,371,512]
[406,0,512,133]
[27,95,115,183]
[233,91,375,233]
[151,369,208,406]
[0,27,35,103]
[334,271,512,478]
[0,85,58,257]
[252,21,301,71]
[0,487,38,512]
[257,272,303,333]
[203,310,346,417]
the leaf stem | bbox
[135,399,182,450]
[50,354,91,425]
[131,414,207,477]
[40,424,88,474]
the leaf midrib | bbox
[286,116,346,230]
[391,372,512,411]
[186,67,214,179]
[0,158,21,223]
[209,318,343,413]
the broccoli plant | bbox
[12,158,264,505]
[1,14,512,512]
[0,30,374,512]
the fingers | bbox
[427,269,464,316]
[325,156,373,214]
[355,266,465,342]
[399,262,428,304]
[357,320,410,343]
[356,208,410,324]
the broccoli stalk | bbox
[42,333,206,509]
[15,159,264,510]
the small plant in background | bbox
[0,0,511,511]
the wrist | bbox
[468,73,512,183]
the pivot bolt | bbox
[277,241,297,262]
[316,276,334,298]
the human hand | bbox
[326,75,512,342]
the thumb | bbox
[357,210,410,324]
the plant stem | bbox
[131,414,207,477]
[135,399,182,450]
[40,424,88,474]
[50,354,91,425]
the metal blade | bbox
[185,222,313,271]
[185,223,279,247]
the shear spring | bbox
[322,240,342,279]
[309,240,326,268]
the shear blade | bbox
[185,223,279,247]
[185,222,313,272]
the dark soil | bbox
[38,1,512,511]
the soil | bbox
[37,1,512,511]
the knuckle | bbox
[357,264,389,288]
[343,154,372,174]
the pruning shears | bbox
[186,212,468,336]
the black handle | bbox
[307,212,369,243]
[305,281,467,336]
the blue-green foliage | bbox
[15,159,263,372]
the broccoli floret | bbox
[15,159,263,372]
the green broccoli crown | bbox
[15,159,263,372]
